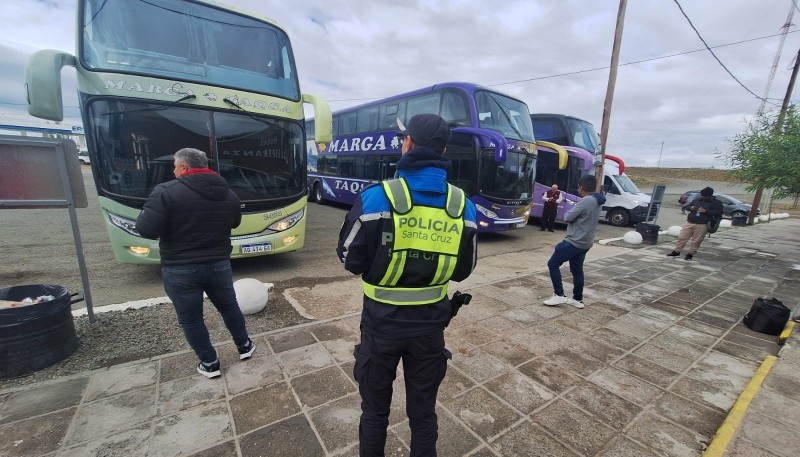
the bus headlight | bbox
[474,204,498,220]
[268,209,304,232]
[634,200,648,207]
[108,212,141,236]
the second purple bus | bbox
[306,82,537,232]
[530,113,596,223]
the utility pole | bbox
[657,141,664,167]
[749,47,800,225]
[595,0,628,191]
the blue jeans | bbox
[162,259,249,363]
[547,240,589,301]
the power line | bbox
[672,0,766,102]
[328,30,795,103]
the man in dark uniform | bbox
[136,148,256,379]
[337,114,478,456]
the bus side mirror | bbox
[302,93,332,143]
[25,50,77,121]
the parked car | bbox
[681,192,760,218]
[78,150,91,165]
[678,190,700,205]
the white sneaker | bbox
[543,295,569,306]
[568,298,585,309]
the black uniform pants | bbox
[541,204,557,230]
[353,329,451,457]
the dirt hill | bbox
[625,167,739,187]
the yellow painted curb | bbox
[703,355,777,456]
[779,320,796,345]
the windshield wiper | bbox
[487,93,524,140]
[102,94,196,116]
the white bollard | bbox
[234,278,269,315]
[623,231,643,245]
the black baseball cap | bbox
[397,114,452,154]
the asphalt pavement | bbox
[1,215,798,456]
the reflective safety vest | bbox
[362,178,466,306]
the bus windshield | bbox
[81,0,300,100]
[86,99,304,202]
[475,91,535,142]
[565,117,600,154]
[479,150,535,200]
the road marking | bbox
[703,355,776,456]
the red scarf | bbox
[182,168,217,176]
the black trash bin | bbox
[732,214,748,227]
[0,284,79,379]
[636,223,660,245]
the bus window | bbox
[338,112,357,135]
[332,116,339,136]
[379,102,405,130]
[566,117,599,153]
[441,91,469,126]
[363,155,381,180]
[407,93,441,121]
[357,106,379,133]
[338,156,354,177]
[380,156,397,180]
[318,154,337,174]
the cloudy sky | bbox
[1,0,799,168]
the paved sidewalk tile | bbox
[1,219,798,456]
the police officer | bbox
[337,114,478,456]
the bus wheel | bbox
[314,183,325,204]
[608,209,629,227]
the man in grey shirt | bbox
[543,175,606,309]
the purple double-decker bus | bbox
[306,82,537,232]
[530,114,596,224]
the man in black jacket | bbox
[136,148,255,378]
[667,186,723,261]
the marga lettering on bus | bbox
[328,135,389,153]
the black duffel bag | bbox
[743,297,790,335]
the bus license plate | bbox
[242,243,272,254]
[515,221,527,228]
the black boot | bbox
[667,251,680,257]
[684,253,693,261]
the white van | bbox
[78,149,91,165]
[598,155,651,226]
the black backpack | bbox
[706,216,721,234]
[743,297,790,335]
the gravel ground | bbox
[0,280,314,389]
